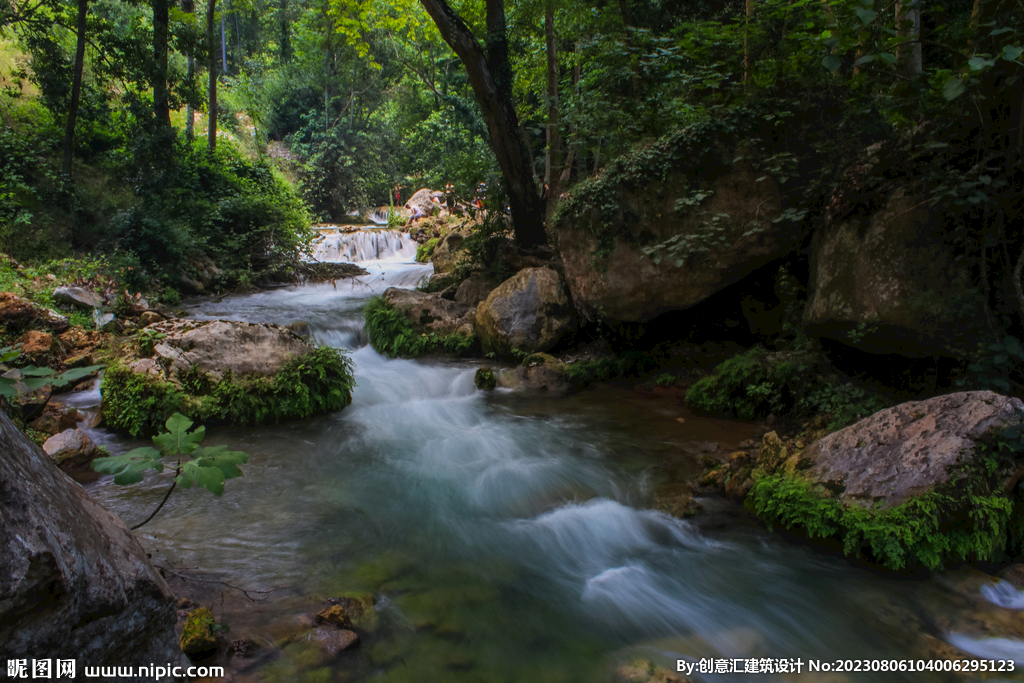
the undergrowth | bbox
[685,345,887,429]
[101,346,355,435]
[564,351,663,387]
[363,296,475,358]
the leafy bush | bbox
[363,296,475,358]
[686,346,887,428]
[101,346,354,436]
[416,238,439,263]
[563,351,662,387]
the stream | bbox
[75,228,1024,682]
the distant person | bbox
[407,204,425,225]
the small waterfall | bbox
[312,228,418,263]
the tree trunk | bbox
[207,0,218,151]
[419,0,547,247]
[183,0,195,141]
[896,0,923,76]
[543,0,562,222]
[62,0,88,179]
[152,0,172,136]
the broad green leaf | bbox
[176,460,227,495]
[0,378,18,398]
[193,445,248,480]
[1003,45,1024,61]
[153,413,205,455]
[943,76,965,100]
[968,56,996,70]
[990,27,1015,36]
[822,55,842,72]
[20,366,56,377]
[878,53,896,65]
[21,378,53,390]
[92,447,164,485]
[854,8,877,25]
[57,365,105,382]
[854,55,875,66]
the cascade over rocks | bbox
[475,268,576,356]
[804,187,987,358]
[803,391,1023,508]
[382,287,475,337]
[553,151,789,323]
[0,409,181,666]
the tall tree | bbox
[418,0,546,247]
[183,0,196,141]
[153,0,173,136]
[62,0,89,178]
[207,0,218,150]
[543,0,561,222]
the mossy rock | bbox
[180,607,218,658]
[101,346,354,436]
[474,367,497,391]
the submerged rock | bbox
[101,318,355,435]
[310,628,360,658]
[0,408,180,666]
[475,268,576,357]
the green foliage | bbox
[748,442,1024,571]
[0,344,103,399]
[100,347,355,436]
[415,237,438,263]
[93,412,249,496]
[563,351,661,387]
[363,296,475,358]
[686,346,886,428]
[474,367,496,391]
[958,336,1024,395]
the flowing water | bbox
[76,229,1024,682]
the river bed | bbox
[75,231,1024,682]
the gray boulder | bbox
[53,286,103,310]
[475,268,576,356]
[804,391,1023,508]
[454,273,498,306]
[42,428,101,469]
[0,409,181,666]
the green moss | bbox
[416,238,439,263]
[563,351,661,388]
[474,367,496,390]
[101,346,355,436]
[685,346,887,429]
[180,607,217,657]
[747,444,1024,571]
[364,296,475,358]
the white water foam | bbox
[312,228,418,263]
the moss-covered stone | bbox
[101,345,355,436]
[314,604,352,628]
[180,607,217,658]
[474,367,497,391]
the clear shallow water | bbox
[78,258,1017,682]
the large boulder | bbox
[475,268,576,356]
[430,231,469,275]
[42,428,101,469]
[552,138,789,323]
[454,273,499,306]
[747,391,1024,570]
[101,319,355,435]
[381,287,475,337]
[803,186,987,357]
[804,391,1022,508]
[405,188,443,216]
[0,408,181,666]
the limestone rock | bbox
[42,428,100,468]
[29,404,79,436]
[0,292,69,335]
[53,285,103,310]
[430,231,469,275]
[382,287,476,337]
[143,319,312,379]
[405,188,443,216]
[0,409,180,666]
[804,187,987,357]
[16,331,56,359]
[310,628,360,658]
[180,607,217,658]
[475,268,576,356]
[804,391,1023,508]
[757,431,788,472]
[553,153,788,323]
[454,273,498,306]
